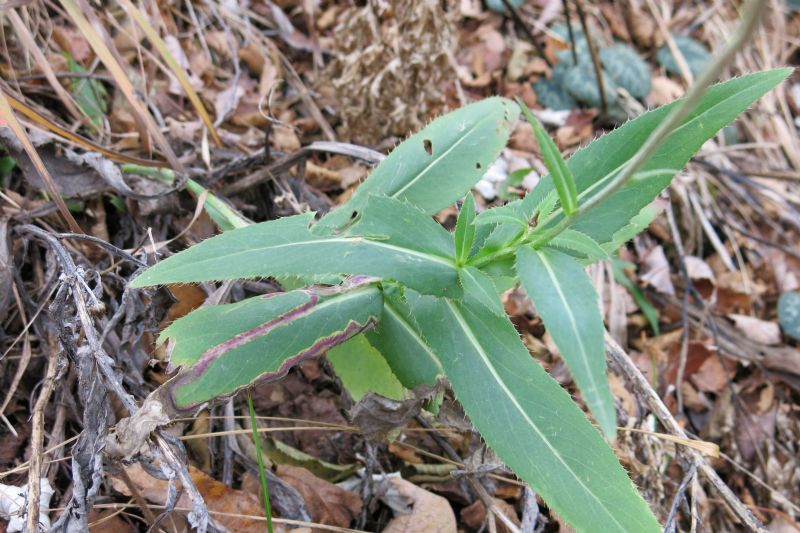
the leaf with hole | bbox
[131,211,461,298]
[317,97,518,231]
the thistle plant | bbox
[131,60,788,531]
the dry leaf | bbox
[381,478,456,533]
[460,498,520,533]
[641,245,676,296]
[728,314,781,346]
[648,76,684,106]
[110,463,266,532]
[684,255,716,299]
[276,465,361,529]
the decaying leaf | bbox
[350,386,437,442]
[381,478,456,533]
[276,465,362,528]
[110,463,265,532]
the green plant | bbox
[131,69,789,530]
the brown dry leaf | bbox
[276,465,361,528]
[110,463,266,531]
[728,314,781,346]
[460,498,520,533]
[641,245,676,296]
[690,354,730,393]
[648,76,684,106]
[555,109,597,148]
[88,509,136,533]
[350,388,434,442]
[716,271,758,314]
[381,478,456,533]
[684,255,716,299]
[626,6,656,48]
[601,5,630,41]
[160,284,206,328]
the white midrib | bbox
[185,236,457,270]
[537,90,744,228]
[392,115,491,199]
[444,300,625,531]
[536,252,604,406]
[383,302,443,373]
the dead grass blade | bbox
[58,0,184,173]
[7,9,86,124]
[3,91,166,167]
[0,88,83,233]
[118,0,222,147]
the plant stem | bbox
[248,389,274,533]
[529,0,765,249]
[573,0,608,116]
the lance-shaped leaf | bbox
[366,287,443,390]
[528,69,791,244]
[349,195,455,258]
[516,246,617,439]
[454,193,476,264]
[410,295,659,532]
[459,266,504,316]
[162,284,383,409]
[317,97,518,231]
[131,212,461,297]
[550,229,608,261]
[517,98,578,215]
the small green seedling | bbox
[131,69,789,531]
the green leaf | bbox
[366,287,443,389]
[162,285,383,409]
[66,54,108,126]
[317,97,519,231]
[131,212,461,298]
[350,195,456,258]
[564,63,618,108]
[410,295,659,532]
[473,206,528,229]
[326,334,406,401]
[454,193,477,264]
[600,202,663,254]
[534,69,791,245]
[517,98,578,215]
[656,35,711,77]
[515,246,616,439]
[184,178,249,231]
[458,266,504,316]
[549,229,609,260]
[600,44,652,99]
[532,77,576,111]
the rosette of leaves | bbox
[600,44,652,99]
[657,34,712,77]
[564,61,619,108]
[131,69,790,532]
